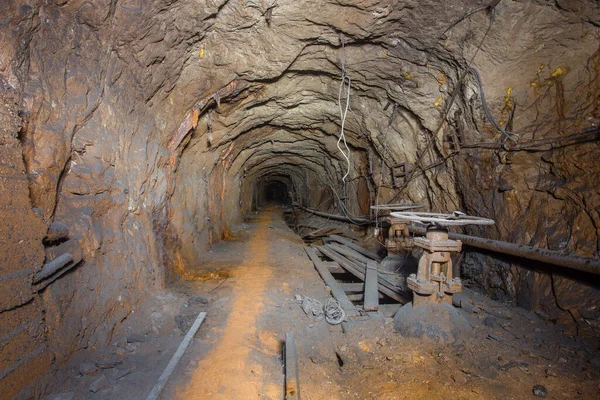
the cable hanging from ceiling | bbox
[337,36,352,183]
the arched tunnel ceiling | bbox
[1,1,599,378]
[162,0,600,220]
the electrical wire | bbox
[469,67,519,141]
[338,75,352,182]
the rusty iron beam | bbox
[408,225,600,275]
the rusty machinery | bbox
[388,211,495,307]
[370,203,424,252]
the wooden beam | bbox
[304,247,361,316]
[347,292,384,302]
[285,332,300,400]
[324,261,346,275]
[303,227,343,239]
[341,282,364,292]
[328,235,381,261]
[326,243,372,265]
[363,261,379,312]
[317,246,409,304]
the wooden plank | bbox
[326,243,372,265]
[347,293,384,302]
[304,247,361,316]
[317,246,409,304]
[303,227,343,239]
[325,244,406,291]
[324,261,346,275]
[347,293,363,302]
[284,332,300,400]
[328,234,382,261]
[341,282,364,292]
[364,261,379,312]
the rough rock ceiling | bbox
[0,1,599,392]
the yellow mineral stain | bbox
[176,213,274,399]
[436,71,446,85]
[504,87,513,103]
[199,44,206,59]
[551,66,567,78]
[433,97,443,107]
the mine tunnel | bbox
[1,1,600,399]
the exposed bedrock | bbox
[0,0,599,396]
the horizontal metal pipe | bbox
[33,253,73,283]
[43,222,70,244]
[408,225,600,275]
[295,205,371,224]
[293,206,600,275]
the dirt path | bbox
[163,210,345,400]
[175,212,277,398]
[42,210,600,400]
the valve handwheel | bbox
[388,211,495,227]
[370,203,425,212]
[389,211,495,307]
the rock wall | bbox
[0,83,52,399]
[1,0,599,396]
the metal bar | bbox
[284,332,300,400]
[33,253,73,283]
[145,311,207,400]
[363,261,379,312]
[408,225,600,275]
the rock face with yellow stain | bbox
[1,0,600,396]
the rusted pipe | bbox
[294,205,371,223]
[43,222,70,244]
[408,225,600,275]
[33,253,73,283]
[295,205,600,275]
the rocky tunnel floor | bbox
[44,211,599,400]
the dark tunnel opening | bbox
[263,180,291,206]
[253,175,294,209]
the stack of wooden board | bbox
[304,234,411,317]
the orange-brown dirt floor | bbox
[45,211,599,400]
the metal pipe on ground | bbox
[408,225,600,276]
[145,311,207,400]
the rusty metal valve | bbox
[371,204,424,252]
[389,211,494,307]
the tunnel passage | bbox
[1,1,600,398]
[255,176,292,208]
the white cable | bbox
[337,74,352,182]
